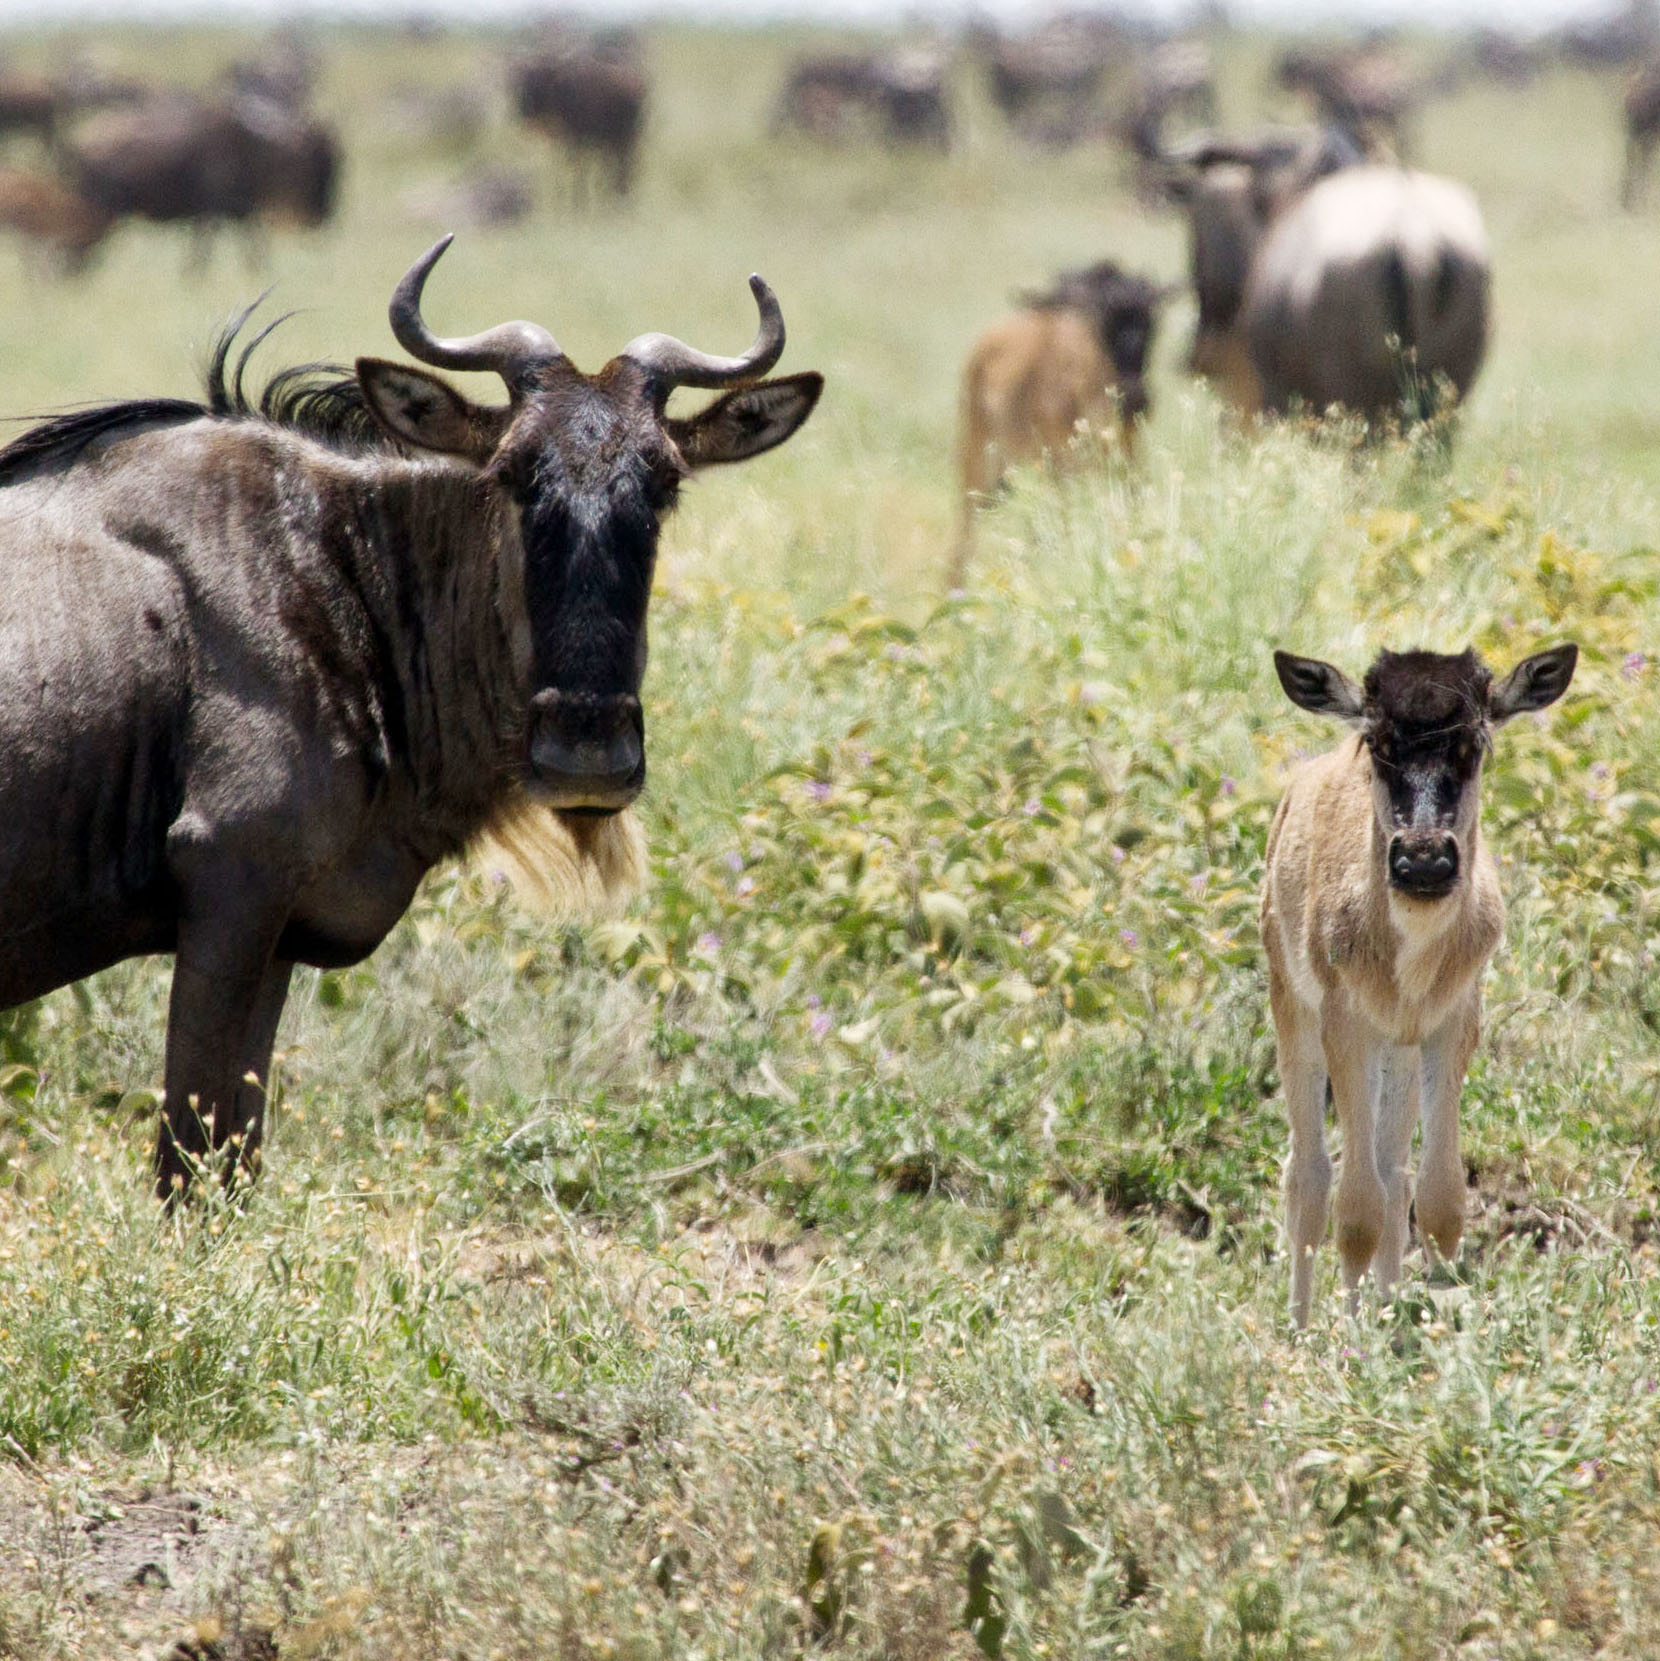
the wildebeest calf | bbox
[0,236,821,1197]
[953,261,1164,585]
[1262,644,1577,1325]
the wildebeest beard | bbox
[519,470,656,809]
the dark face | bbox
[494,361,677,813]
[1273,642,1579,906]
[1360,651,1492,899]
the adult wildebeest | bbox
[512,38,647,200]
[976,17,1117,150]
[953,262,1164,585]
[1163,133,1487,426]
[1262,643,1577,1325]
[63,92,339,267]
[0,236,821,1198]
[1245,166,1489,425]
[1623,61,1660,206]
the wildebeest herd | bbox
[0,13,1642,1332]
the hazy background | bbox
[0,0,1619,31]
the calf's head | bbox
[1274,643,1578,900]
[1031,261,1168,419]
[356,236,821,813]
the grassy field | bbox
[0,17,1659,1660]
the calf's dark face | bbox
[1273,642,1578,901]
[357,352,821,812]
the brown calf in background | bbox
[953,262,1164,586]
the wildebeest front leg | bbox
[157,914,293,1200]
[1272,969,1330,1328]
[1415,995,1480,1267]
[1371,1044,1421,1303]
[1324,1001,1385,1315]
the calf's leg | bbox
[1271,966,1330,1327]
[1371,1044,1421,1302]
[1415,995,1480,1265]
[1324,1001,1385,1314]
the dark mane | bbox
[0,302,393,489]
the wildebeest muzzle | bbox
[527,688,644,812]
[1387,831,1459,899]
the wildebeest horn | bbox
[390,235,563,384]
[620,274,786,390]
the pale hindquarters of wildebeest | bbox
[1260,644,1577,1326]
[1243,166,1490,424]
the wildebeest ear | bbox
[1490,643,1578,724]
[665,372,823,470]
[355,358,509,461]
[1274,650,1366,723]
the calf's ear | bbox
[1274,650,1366,723]
[1490,642,1578,724]
[666,372,823,470]
[355,359,509,461]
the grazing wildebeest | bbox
[1244,166,1489,425]
[511,38,647,200]
[1623,61,1660,206]
[953,262,1165,585]
[1263,644,1578,1325]
[0,236,821,1197]
[63,92,339,267]
[772,47,950,149]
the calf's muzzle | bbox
[1387,832,1459,898]
[528,688,644,813]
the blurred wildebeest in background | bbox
[1556,0,1659,67]
[0,235,822,1198]
[972,14,1123,150]
[954,260,1166,584]
[1275,43,1415,158]
[1623,60,1660,205]
[0,163,112,271]
[1160,126,1363,409]
[511,28,648,200]
[1245,166,1489,425]
[63,91,339,268]
[772,46,951,149]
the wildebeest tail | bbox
[1382,247,1414,355]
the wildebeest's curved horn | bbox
[620,274,786,390]
[390,235,563,383]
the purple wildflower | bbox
[1023,799,1041,817]
[806,780,832,803]
[806,993,822,1009]
[736,876,755,898]
[1221,776,1236,797]
[1110,846,1126,865]
[810,1012,832,1039]
[1019,928,1036,947]
[1624,651,1647,682]
[1119,929,1138,949]
[723,850,744,874]
[1190,873,1208,897]
[695,932,720,955]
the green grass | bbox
[0,18,1658,1661]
